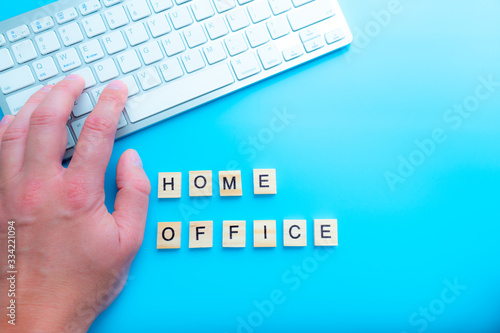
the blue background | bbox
[2,0,500,332]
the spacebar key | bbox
[287,0,335,31]
[125,63,235,123]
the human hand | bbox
[0,75,151,332]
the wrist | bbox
[1,300,95,333]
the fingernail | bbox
[40,85,53,92]
[130,150,143,168]
[64,74,81,81]
[0,115,14,126]
[107,80,125,90]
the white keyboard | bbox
[0,0,352,159]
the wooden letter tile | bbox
[189,221,213,248]
[158,172,182,198]
[314,219,338,246]
[219,171,242,196]
[253,220,276,247]
[223,220,246,247]
[189,170,213,197]
[283,219,307,247]
[157,222,182,249]
[253,169,277,195]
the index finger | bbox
[66,80,128,188]
[24,75,85,173]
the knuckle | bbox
[64,178,93,210]
[117,175,151,197]
[136,178,152,197]
[1,125,28,144]
[19,179,45,211]
[84,114,116,135]
[30,106,59,127]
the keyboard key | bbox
[11,41,36,64]
[82,14,107,37]
[257,43,281,69]
[247,1,271,24]
[169,7,193,29]
[287,0,334,31]
[120,75,140,96]
[126,63,234,123]
[117,50,142,73]
[94,59,119,82]
[104,5,130,29]
[238,0,254,5]
[303,36,324,52]
[226,9,250,32]
[147,14,172,37]
[231,52,261,80]
[181,49,205,73]
[191,0,215,21]
[282,44,303,61]
[102,31,127,54]
[73,93,94,117]
[31,16,55,33]
[35,31,61,55]
[125,23,150,46]
[55,8,79,24]
[72,67,97,89]
[127,0,152,21]
[91,86,105,102]
[246,25,269,48]
[183,25,207,48]
[47,76,66,85]
[158,58,183,81]
[66,127,76,149]
[80,39,105,63]
[203,41,227,64]
[0,49,14,72]
[56,48,82,72]
[325,29,345,44]
[139,41,164,64]
[291,0,313,7]
[0,66,35,94]
[176,0,191,4]
[162,33,185,56]
[225,33,248,56]
[71,117,86,139]
[150,0,174,12]
[213,0,235,13]
[268,0,291,15]
[103,0,125,7]
[266,16,290,39]
[5,85,42,114]
[32,57,59,81]
[299,26,320,43]
[137,67,162,90]
[7,25,30,43]
[79,0,102,15]
[0,34,6,47]
[59,22,84,46]
[205,16,228,40]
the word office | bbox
[157,169,339,249]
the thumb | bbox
[113,149,151,253]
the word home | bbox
[158,169,277,198]
[157,219,338,249]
